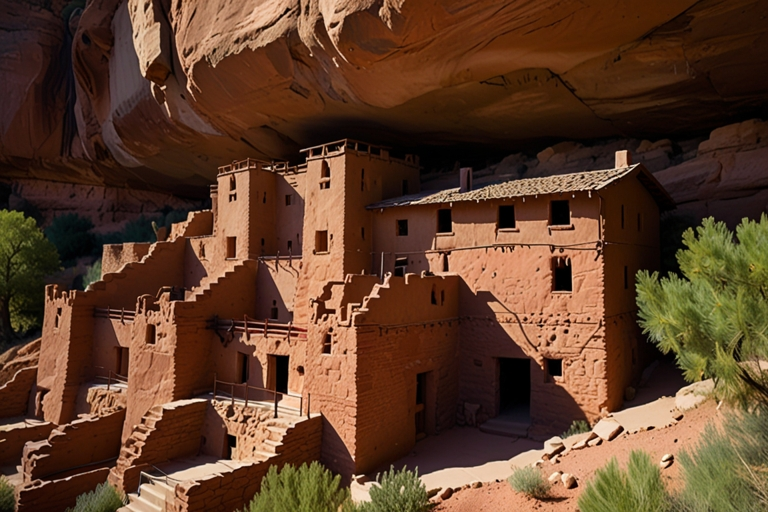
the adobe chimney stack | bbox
[459,167,473,193]
[615,150,632,168]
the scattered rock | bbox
[561,473,578,489]
[593,418,624,441]
[572,439,588,450]
[673,411,684,421]
[675,380,715,411]
[542,436,565,460]
[439,487,453,500]
[471,481,482,489]
[548,471,562,483]
[531,459,545,468]
[587,436,603,447]
[426,488,441,499]
[550,455,560,464]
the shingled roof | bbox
[367,164,675,210]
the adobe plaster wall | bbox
[16,467,111,512]
[0,367,37,418]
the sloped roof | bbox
[367,164,675,210]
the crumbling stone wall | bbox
[16,467,111,512]
[0,420,55,466]
[0,367,37,418]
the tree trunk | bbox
[0,297,14,346]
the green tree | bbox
[637,216,768,406]
[44,213,96,266]
[0,210,60,345]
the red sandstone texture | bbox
[434,400,719,512]
[0,0,766,195]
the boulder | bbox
[561,473,578,489]
[439,487,453,500]
[593,419,623,441]
[548,471,562,483]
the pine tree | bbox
[637,215,768,406]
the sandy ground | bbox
[433,399,720,511]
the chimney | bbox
[615,150,632,168]
[459,167,473,193]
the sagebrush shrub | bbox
[561,419,590,439]
[243,461,349,512]
[578,450,668,512]
[508,466,550,499]
[65,481,125,512]
[83,259,102,290]
[0,476,14,512]
[357,465,429,512]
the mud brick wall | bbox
[16,467,111,512]
[102,242,152,275]
[112,399,207,492]
[0,421,55,466]
[173,415,322,512]
[22,409,125,481]
[0,367,36,418]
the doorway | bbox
[115,347,129,377]
[498,358,530,421]
[268,355,289,394]
[236,352,249,384]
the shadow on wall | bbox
[320,419,354,485]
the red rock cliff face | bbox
[0,0,766,200]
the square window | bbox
[437,209,452,233]
[553,258,572,292]
[145,324,156,345]
[322,333,332,354]
[546,358,563,378]
[550,200,570,226]
[397,219,408,236]
[315,231,328,253]
[394,257,408,277]
[498,205,516,229]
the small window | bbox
[262,192,267,204]
[199,243,206,259]
[443,253,449,272]
[431,285,437,305]
[498,205,516,229]
[285,194,292,206]
[440,290,445,305]
[287,240,293,252]
[396,219,408,236]
[546,358,563,378]
[624,266,629,290]
[270,300,279,320]
[237,352,249,383]
[229,175,237,202]
[402,180,409,195]
[145,324,156,345]
[315,231,328,253]
[553,258,572,292]
[437,209,452,233]
[320,161,330,189]
[54,307,62,330]
[637,213,642,232]
[621,205,625,229]
[394,257,408,277]
[550,200,570,226]
[361,169,365,191]
[322,333,332,354]
[226,236,237,259]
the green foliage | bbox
[0,476,14,512]
[0,210,60,344]
[82,259,102,290]
[242,461,349,512]
[507,466,550,499]
[561,419,590,438]
[637,215,768,406]
[677,406,768,512]
[98,209,193,246]
[65,481,125,512]
[356,466,430,512]
[44,213,96,267]
[579,450,669,512]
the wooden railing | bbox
[93,366,128,391]
[212,375,309,419]
[94,307,135,324]
[207,316,308,340]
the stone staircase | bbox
[119,478,174,512]
[187,260,257,303]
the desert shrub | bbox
[561,419,590,438]
[508,466,550,499]
[242,461,349,512]
[65,481,125,512]
[357,465,429,512]
[0,476,14,512]
[82,259,102,290]
[44,213,96,267]
[578,450,669,512]
[677,406,768,512]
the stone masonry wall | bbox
[16,467,111,512]
[0,366,37,418]
[0,421,55,466]
[172,415,322,512]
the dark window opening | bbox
[361,169,365,191]
[145,324,156,345]
[440,290,445,305]
[226,434,237,459]
[546,358,563,378]
[397,219,408,236]
[274,355,289,394]
[116,347,129,377]
[55,307,62,329]
[498,205,516,229]
[285,194,292,206]
[226,237,236,259]
[553,258,572,292]
[270,300,279,320]
[322,333,332,354]
[263,192,267,204]
[443,253,449,272]
[315,231,328,253]
[550,200,570,226]
[237,352,249,384]
[361,227,365,240]
[430,285,437,305]
[394,257,408,277]
[437,209,452,233]
[624,266,629,289]
[402,180,409,195]
[199,244,206,259]
[320,161,331,189]
[287,240,293,252]
[229,175,236,191]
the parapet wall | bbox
[0,420,55,466]
[16,467,111,512]
[102,242,152,275]
[0,366,37,418]
[172,415,322,512]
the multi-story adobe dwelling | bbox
[0,140,673,512]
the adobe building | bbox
[0,141,673,511]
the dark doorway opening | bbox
[498,358,530,419]
[415,372,428,440]
[226,434,237,459]
[116,347,129,377]
[273,355,289,394]
[237,352,249,384]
